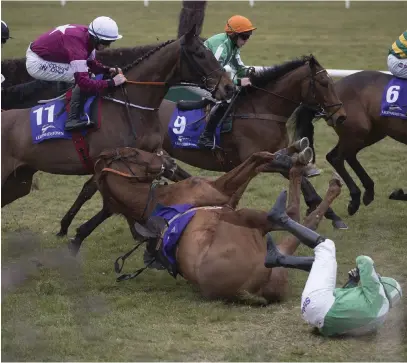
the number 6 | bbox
[386,85,400,103]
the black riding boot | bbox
[197,102,227,149]
[264,234,314,271]
[64,86,93,131]
[267,190,326,249]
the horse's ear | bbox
[309,54,315,66]
[185,24,197,43]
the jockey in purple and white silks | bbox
[26,16,127,131]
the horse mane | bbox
[96,43,161,68]
[121,39,177,72]
[1,58,32,85]
[250,55,319,87]
[96,39,177,72]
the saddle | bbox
[176,97,213,111]
[133,216,168,239]
[133,215,179,277]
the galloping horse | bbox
[296,71,407,215]
[1,26,234,207]
[90,143,341,302]
[56,55,349,248]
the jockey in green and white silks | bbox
[204,32,249,87]
[197,15,256,149]
[265,190,403,337]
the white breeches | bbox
[26,46,75,83]
[300,239,337,329]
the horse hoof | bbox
[363,190,374,206]
[291,137,309,152]
[389,189,404,200]
[68,238,81,257]
[299,137,310,151]
[347,201,360,216]
[332,219,348,230]
[56,230,67,238]
[298,147,313,165]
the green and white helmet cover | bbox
[380,276,402,308]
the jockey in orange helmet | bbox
[197,15,256,149]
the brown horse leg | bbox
[228,159,306,233]
[228,147,311,209]
[1,166,37,207]
[345,153,375,207]
[342,132,384,208]
[326,143,362,216]
[57,176,98,237]
[68,207,112,256]
[210,151,276,201]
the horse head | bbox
[118,26,234,103]
[177,24,235,100]
[249,55,347,126]
[95,147,167,183]
[302,54,347,125]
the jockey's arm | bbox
[71,59,114,93]
[229,51,251,86]
[86,50,111,76]
[356,256,386,303]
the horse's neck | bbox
[254,66,308,118]
[118,42,179,109]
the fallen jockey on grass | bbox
[25,16,126,131]
[264,190,402,337]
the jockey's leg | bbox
[264,233,314,271]
[267,189,326,249]
[300,239,337,329]
[25,45,75,83]
[64,85,94,131]
[197,101,228,148]
[387,54,407,79]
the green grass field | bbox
[2,1,407,361]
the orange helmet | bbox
[224,15,257,34]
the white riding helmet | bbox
[88,16,122,41]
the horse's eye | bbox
[319,79,329,88]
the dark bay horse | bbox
[56,55,348,244]
[297,71,407,215]
[1,27,234,207]
[91,144,341,302]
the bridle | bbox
[97,149,166,183]
[248,62,343,121]
[179,35,223,97]
[122,35,223,98]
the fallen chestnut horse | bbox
[93,142,341,302]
